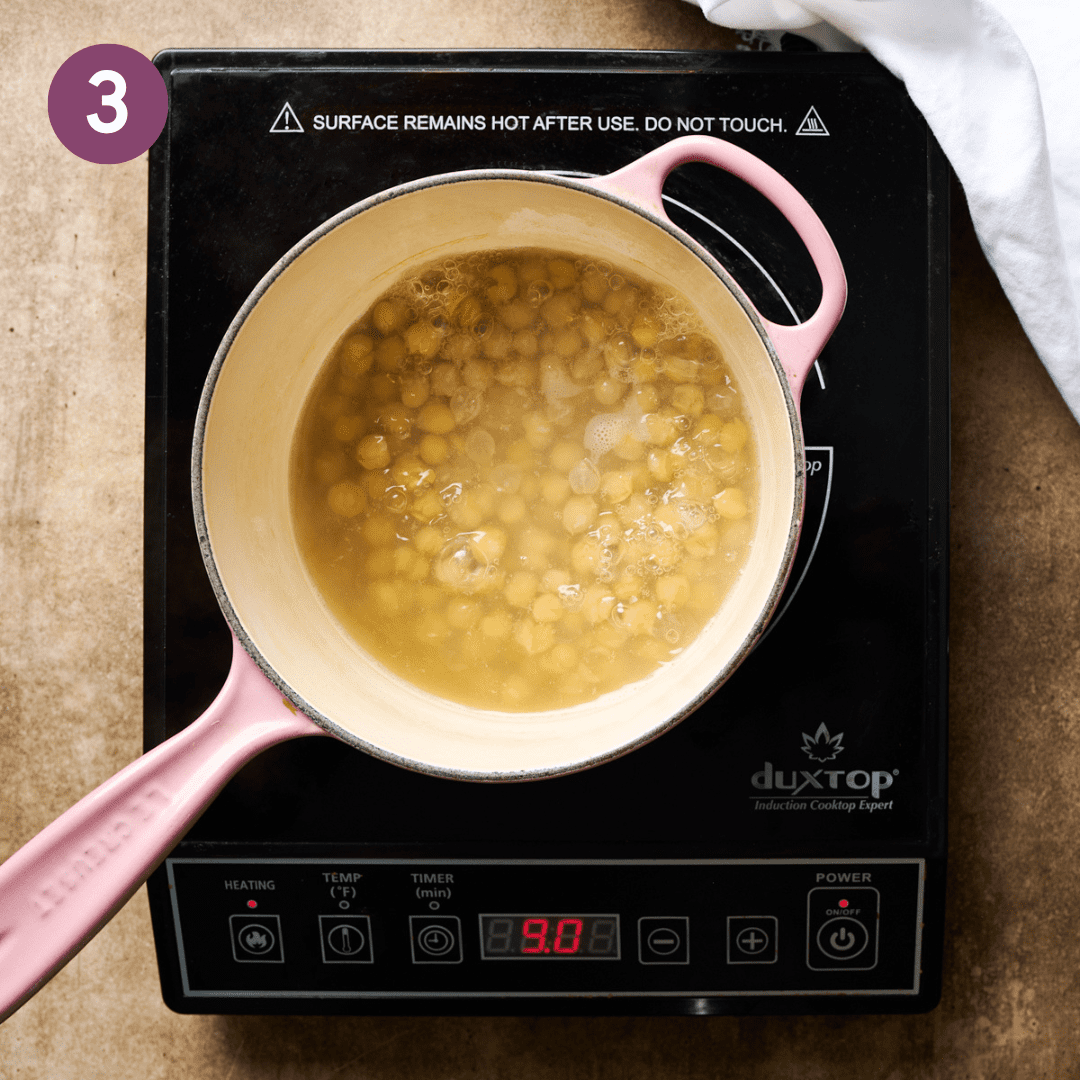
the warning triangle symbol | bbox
[796,106,829,136]
[270,102,304,134]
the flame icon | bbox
[801,722,845,762]
[244,930,269,950]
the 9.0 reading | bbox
[479,914,621,959]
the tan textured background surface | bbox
[2,0,1080,1076]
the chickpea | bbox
[446,598,482,630]
[548,259,577,289]
[419,433,450,466]
[514,617,555,655]
[522,411,555,450]
[391,455,433,492]
[600,470,634,505]
[442,333,478,365]
[487,264,517,303]
[340,333,374,377]
[719,418,749,454]
[332,414,364,442]
[357,434,391,470]
[622,598,658,636]
[572,350,604,381]
[375,335,406,372]
[672,384,705,417]
[581,584,616,624]
[498,494,528,526]
[541,471,571,506]
[480,610,513,640]
[512,329,539,357]
[404,321,441,359]
[430,362,459,397]
[415,524,444,556]
[379,404,414,440]
[411,490,444,523]
[372,298,408,335]
[655,574,690,608]
[561,495,598,535]
[713,487,749,520]
[462,359,495,391]
[531,593,564,623]
[581,267,608,304]
[417,402,456,434]
[593,375,626,405]
[401,374,430,409]
[327,480,367,517]
[315,450,348,486]
[500,300,535,331]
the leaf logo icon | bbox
[801,723,845,763]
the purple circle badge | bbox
[48,45,168,165]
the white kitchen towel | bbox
[686,0,1080,425]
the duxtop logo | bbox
[750,723,898,810]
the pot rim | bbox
[192,167,806,782]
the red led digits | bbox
[553,918,583,954]
[521,918,549,953]
[479,915,620,959]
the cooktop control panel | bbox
[164,859,925,1003]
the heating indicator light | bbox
[838,899,848,909]
[247,899,258,909]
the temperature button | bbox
[319,915,374,964]
[638,917,689,964]
[409,916,463,964]
[806,887,879,971]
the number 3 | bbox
[86,69,128,134]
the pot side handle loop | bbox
[0,633,325,1024]
[588,134,847,402]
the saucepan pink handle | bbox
[0,634,324,1023]
[589,134,847,402]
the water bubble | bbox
[527,280,553,306]
[608,273,625,291]
[384,487,408,513]
[434,534,490,593]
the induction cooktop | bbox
[144,48,949,1015]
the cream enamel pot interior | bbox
[0,136,845,1022]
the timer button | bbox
[726,916,778,965]
[638,917,690,964]
[409,915,463,964]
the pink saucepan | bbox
[0,135,845,1021]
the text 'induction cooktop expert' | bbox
[145,48,948,1016]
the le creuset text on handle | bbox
[0,635,323,1023]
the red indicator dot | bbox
[247,899,258,909]
[544,947,550,953]
[839,899,849,908]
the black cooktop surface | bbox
[145,49,948,1015]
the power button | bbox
[806,887,879,971]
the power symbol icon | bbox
[830,926,856,951]
[816,917,869,961]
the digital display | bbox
[479,915,621,960]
